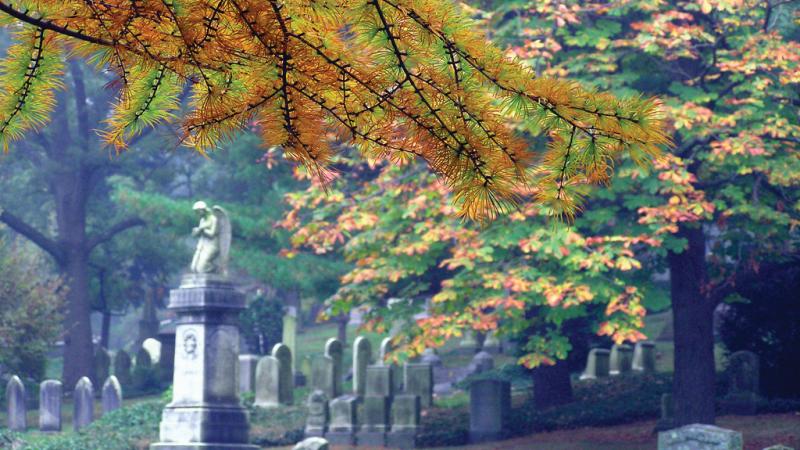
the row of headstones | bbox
[239,343,294,407]
[94,338,172,388]
[5,374,123,432]
[304,336,433,448]
[579,341,656,380]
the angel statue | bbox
[190,201,231,275]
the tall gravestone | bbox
[102,375,123,414]
[6,375,26,431]
[254,355,280,408]
[283,307,298,372]
[114,350,133,387]
[94,347,112,387]
[74,377,94,431]
[379,337,402,393]
[722,350,760,415]
[469,379,511,444]
[632,341,656,373]
[658,423,743,450]
[324,338,344,399]
[580,348,610,380]
[356,365,393,447]
[352,336,372,396]
[609,344,633,375]
[39,379,62,432]
[404,363,433,408]
[239,354,259,394]
[272,343,294,405]
[149,274,258,450]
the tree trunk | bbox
[100,310,111,350]
[532,358,573,409]
[668,224,716,425]
[337,314,348,344]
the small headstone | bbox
[470,351,494,374]
[39,380,62,432]
[632,341,657,373]
[73,377,94,431]
[325,395,358,445]
[404,363,433,408]
[254,355,280,408]
[102,375,123,414]
[580,348,611,380]
[239,354,259,393]
[387,394,420,449]
[352,336,372,396]
[272,343,294,405]
[420,348,442,368]
[609,344,633,375]
[6,375,26,431]
[324,338,344,398]
[483,330,501,354]
[94,347,111,386]
[657,423,743,450]
[469,379,511,444]
[654,393,675,432]
[305,390,329,438]
[142,337,162,364]
[113,350,132,387]
[294,436,330,450]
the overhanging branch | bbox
[87,216,145,251]
[0,207,64,263]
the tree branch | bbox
[0,207,64,263]
[87,216,145,251]
[0,2,111,46]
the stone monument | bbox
[658,423,743,450]
[609,343,633,375]
[150,201,257,450]
[721,350,760,415]
[39,379,62,432]
[580,348,610,380]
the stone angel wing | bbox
[212,206,232,276]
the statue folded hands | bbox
[190,201,231,275]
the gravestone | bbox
[404,363,433,408]
[469,379,511,444]
[149,274,258,450]
[324,338,344,398]
[387,394,420,449]
[470,351,494,374]
[325,395,358,445]
[365,365,393,397]
[73,377,94,431]
[102,375,123,414]
[379,337,403,393]
[655,393,675,432]
[632,341,657,373]
[420,348,442,368]
[356,365,393,446]
[6,375,26,431]
[580,348,611,380]
[157,330,176,383]
[722,350,760,415]
[658,423,743,450]
[135,346,153,370]
[458,330,478,354]
[94,347,112,386]
[39,380,62,432]
[114,350,133,387]
[294,437,329,450]
[142,337,162,365]
[352,336,372,396]
[283,307,298,371]
[254,355,280,408]
[311,356,336,399]
[305,390,329,438]
[609,344,633,375]
[239,354,259,393]
[272,343,294,405]
[483,330,501,354]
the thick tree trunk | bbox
[337,314,348,345]
[668,224,716,425]
[532,359,573,409]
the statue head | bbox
[192,200,210,216]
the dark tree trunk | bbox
[100,311,111,350]
[337,314,348,345]
[532,359,573,409]
[668,224,716,425]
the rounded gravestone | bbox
[142,338,162,365]
[352,336,372,396]
[39,379,62,432]
[324,338,344,398]
[102,375,123,414]
[471,351,494,374]
[73,377,94,431]
[113,350,133,387]
[272,343,294,405]
[6,375,26,431]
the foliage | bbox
[248,403,307,447]
[0,238,62,381]
[0,0,668,221]
[240,292,285,354]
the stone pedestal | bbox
[151,274,258,450]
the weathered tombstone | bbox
[311,355,336,399]
[324,338,344,398]
[142,337,162,365]
[135,346,153,370]
[325,395,358,445]
[239,354,259,393]
[73,376,94,431]
[379,337,403,393]
[609,344,633,375]
[470,351,494,374]
[632,341,657,373]
[94,347,112,387]
[294,436,330,450]
[356,365,393,446]
[156,330,176,383]
[420,348,442,368]
[483,330,501,354]
[39,380,62,432]
[469,379,511,444]
[722,350,760,415]
[458,330,478,354]
[352,336,372,396]
[762,446,795,450]
[654,393,675,432]
[114,350,133,387]
[102,375,123,414]
[305,390,329,438]
[6,375,26,431]
[404,363,433,408]
[283,307,298,370]
[658,423,743,450]
[254,355,281,408]
[387,394,420,449]
[580,348,611,380]
[149,272,257,450]
[272,343,294,405]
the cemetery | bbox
[0,1,798,450]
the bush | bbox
[417,407,469,447]
[248,403,307,447]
